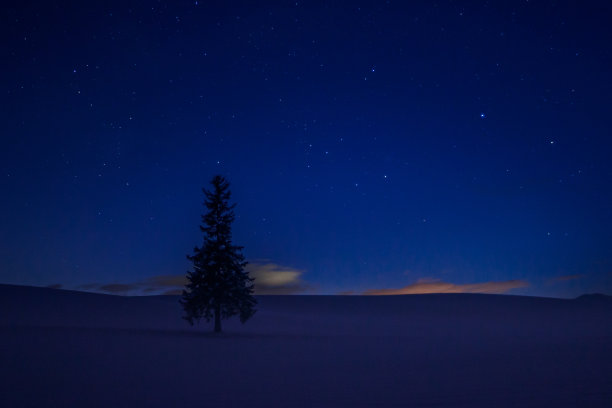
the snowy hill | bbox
[1,284,610,407]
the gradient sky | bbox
[2,0,611,297]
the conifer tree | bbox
[180,175,256,332]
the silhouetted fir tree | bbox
[180,175,256,332]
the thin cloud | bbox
[98,283,140,294]
[363,278,529,295]
[147,275,188,287]
[76,279,182,295]
[74,261,310,296]
[161,288,183,296]
[247,262,311,295]
[551,274,584,282]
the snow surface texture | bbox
[1,284,611,407]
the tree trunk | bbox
[214,306,221,333]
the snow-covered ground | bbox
[1,284,610,407]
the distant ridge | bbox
[0,283,610,301]
[575,293,612,304]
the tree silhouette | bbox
[180,175,256,332]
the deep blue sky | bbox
[2,0,611,297]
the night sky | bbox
[2,0,611,297]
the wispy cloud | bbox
[76,282,141,295]
[247,262,311,295]
[363,278,529,295]
[74,261,311,296]
[99,283,140,293]
[551,274,584,282]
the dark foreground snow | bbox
[1,284,611,407]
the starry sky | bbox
[2,0,611,297]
